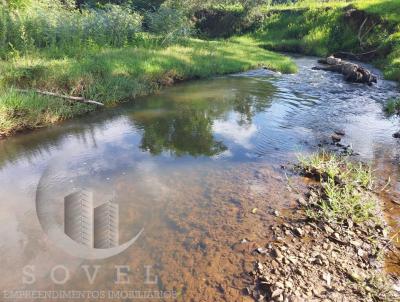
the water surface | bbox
[0,56,399,301]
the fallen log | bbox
[15,89,104,106]
[312,55,377,86]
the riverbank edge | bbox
[247,151,398,301]
[249,3,400,84]
[0,37,296,138]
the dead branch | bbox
[333,46,382,61]
[15,89,104,106]
[358,17,368,48]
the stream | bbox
[0,56,399,301]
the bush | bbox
[146,6,192,43]
[1,0,143,56]
[194,8,245,38]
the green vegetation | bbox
[384,98,400,115]
[0,0,297,136]
[1,0,399,137]
[297,152,377,224]
[0,36,296,136]
[251,0,400,82]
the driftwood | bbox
[312,56,377,86]
[16,89,104,106]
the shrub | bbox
[146,6,193,43]
[1,0,143,56]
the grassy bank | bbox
[0,37,296,136]
[251,0,400,83]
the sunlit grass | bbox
[0,88,93,135]
[254,0,400,82]
[298,152,376,223]
[0,37,297,136]
[267,0,400,22]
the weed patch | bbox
[297,151,377,224]
[384,98,400,115]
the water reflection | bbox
[130,78,275,157]
[0,57,399,300]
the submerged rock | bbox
[393,131,400,138]
[332,133,342,143]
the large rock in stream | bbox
[313,56,377,86]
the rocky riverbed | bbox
[244,153,399,302]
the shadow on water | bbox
[0,56,399,300]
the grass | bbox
[253,0,400,83]
[266,0,400,21]
[384,98,400,115]
[0,89,89,136]
[297,151,377,224]
[0,37,297,136]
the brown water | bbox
[0,56,399,301]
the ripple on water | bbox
[0,56,399,297]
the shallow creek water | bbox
[0,56,399,301]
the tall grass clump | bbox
[297,152,377,224]
[0,88,94,135]
[384,98,400,115]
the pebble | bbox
[346,219,354,229]
[275,281,284,289]
[322,272,331,287]
[294,227,304,237]
[256,247,268,254]
[350,240,362,247]
[289,296,305,302]
[297,197,307,206]
[323,225,334,234]
[331,134,342,143]
[285,280,294,289]
[271,288,284,298]
[273,248,284,260]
